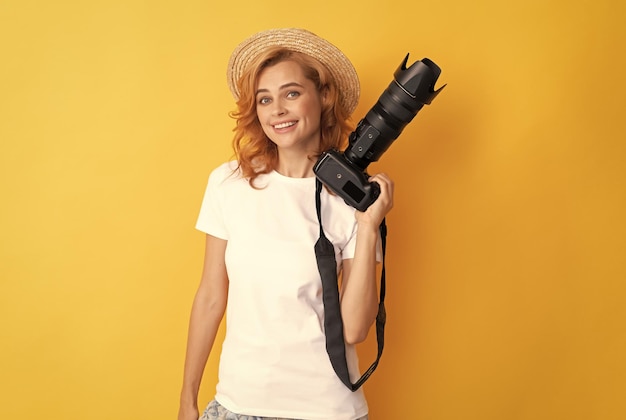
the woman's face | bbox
[255,60,323,154]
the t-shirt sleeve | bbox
[195,165,229,239]
[340,221,383,263]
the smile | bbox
[273,121,297,129]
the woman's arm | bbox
[340,173,394,345]
[178,234,229,420]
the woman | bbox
[179,28,394,420]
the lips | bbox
[273,121,297,129]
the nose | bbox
[271,99,287,116]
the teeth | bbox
[274,121,296,129]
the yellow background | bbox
[1,0,625,419]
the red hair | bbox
[230,47,354,187]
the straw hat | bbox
[227,28,360,115]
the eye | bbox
[286,91,300,99]
[258,97,271,105]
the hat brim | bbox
[227,28,360,115]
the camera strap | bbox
[314,178,387,391]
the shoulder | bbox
[321,187,358,232]
[323,188,356,215]
[208,160,243,185]
[210,160,239,178]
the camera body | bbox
[314,55,445,211]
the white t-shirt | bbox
[196,161,368,420]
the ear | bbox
[320,85,331,106]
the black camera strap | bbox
[314,178,387,391]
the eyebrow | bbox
[255,82,305,96]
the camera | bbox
[313,55,445,211]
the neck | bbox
[275,152,316,178]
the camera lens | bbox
[344,57,443,171]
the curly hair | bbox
[230,47,354,187]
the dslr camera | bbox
[313,55,445,211]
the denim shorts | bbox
[200,399,369,420]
